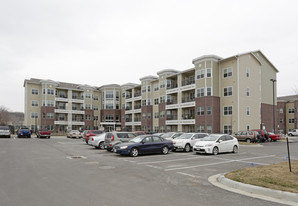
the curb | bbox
[208,174,298,206]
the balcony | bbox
[182,97,195,103]
[126,118,132,122]
[134,105,141,109]
[166,99,177,105]
[182,114,195,120]
[182,77,195,86]
[126,106,132,111]
[134,118,141,122]
[134,92,141,97]
[166,115,178,120]
[126,94,132,99]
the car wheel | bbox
[172,148,176,152]
[289,133,293,136]
[162,146,169,155]
[28,135,31,138]
[99,142,104,150]
[232,145,238,153]
[268,137,272,142]
[184,144,191,152]
[212,147,219,155]
[245,138,251,143]
[130,148,139,157]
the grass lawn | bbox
[225,160,298,193]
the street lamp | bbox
[270,79,276,133]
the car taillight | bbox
[91,138,94,141]
[111,135,114,141]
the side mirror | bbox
[191,137,194,140]
[218,140,223,143]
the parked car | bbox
[193,134,239,155]
[172,133,209,152]
[162,132,184,140]
[268,132,281,141]
[36,128,51,138]
[252,129,269,142]
[288,129,298,136]
[233,130,259,143]
[153,133,164,137]
[83,130,104,143]
[0,126,11,138]
[88,133,106,149]
[104,132,136,151]
[132,131,146,136]
[18,127,31,138]
[114,135,174,157]
[67,130,81,138]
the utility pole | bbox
[270,79,276,133]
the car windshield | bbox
[162,133,174,138]
[201,135,219,141]
[176,134,193,139]
[129,136,144,143]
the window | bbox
[154,112,159,118]
[197,69,205,79]
[106,104,113,109]
[223,87,233,96]
[147,85,151,92]
[246,68,250,78]
[142,113,146,119]
[197,88,204,97]
[224,106,233,115]
[43,89,45,94]
[47,113,54,119]
[85,115,91,120]
[48,125,53,130]
[247,125,250,131]
[93,95,99,101]
[289,108,295,113]
[207,126,212,133]
[31,101,38,107]
[154,98,159,105]
[147,113,151,119]
[154,84,159,91]
[160,111,165,118]
[42,113,45,118]
[223,67,232,78]
[246,107,250,115]
[159,80,165,88]
[32,89,38,95]
[280,108,283,113]
[224,125,232,134]
[85,104,91,110]
[147,99,151,105]
[289,119,295,123]
[197,125,204,132]
[142,86,146,93]
[207,106,212,115]
[47,101,54,107]
[197,107,204,115]
[160,96,165,103]
[142,100,146,106]
[154,126,159,132]
[31,112,38,118]
[106,91,114,99]
[47,89,54,95]
[246,88,250,96]
[93,106,98,110]
[105,115,114,122]
[94,116,99,121]
[206,68,212,78]
[207,87,212,96]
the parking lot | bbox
[1,136,297,206]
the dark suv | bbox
[104,132,136,151]
[18,127,31,138]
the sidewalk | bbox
[209,174,298,206]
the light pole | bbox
[270,79,276,133]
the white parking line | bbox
[137,156,208,165]
[164,155,276,171]
[176,172,200,179]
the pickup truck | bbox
[288,129,298,136]
[37,128,51,138]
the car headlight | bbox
[120,146,128,149]
[205,143,213,147]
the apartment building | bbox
[24,50,278,134]
[277,95,298,133]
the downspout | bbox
[237,56,240,132]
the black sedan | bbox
[113,135,174,157]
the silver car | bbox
[0,126,11,138]
[104,132,136,151]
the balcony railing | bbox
[134,105,141,109]
[56,106,66,110]
[134,92,141,97]
[126,118,132,122]
[126,94,132,99]
[182,114,195,120]
[182,97,195,103]
[182,77,195,86]
[126,106,132,110]
[167,84,178,90]
[166,115,178,120]
[166,99,177,105]
[134,118,141,122]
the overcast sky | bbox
[1,0,297,112]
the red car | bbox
[83,130,104,143]
[133,131,146,136]
[268,132,281,141]
[37,128,51,138]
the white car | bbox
[172,133,209,152]
[88,133,106,149]
[193,134,239,155]
[288,129,298,136]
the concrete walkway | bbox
[209,174,298,206]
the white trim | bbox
[237,57,240,131]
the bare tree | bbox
[0,106,9,125]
